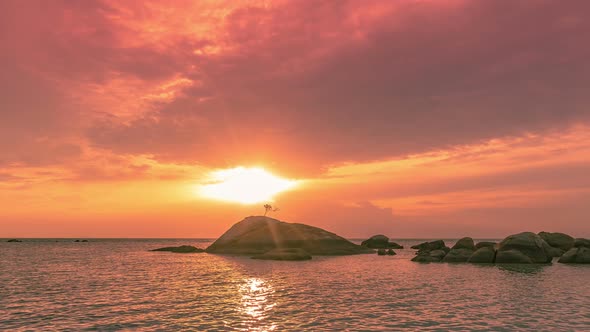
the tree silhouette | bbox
[263,204,279,216]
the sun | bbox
[197,167,298,204]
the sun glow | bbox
[197,167,298,204]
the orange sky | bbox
[1,0,589,238]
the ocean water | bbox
[1,239,589,331]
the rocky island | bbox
[205,216,374,259]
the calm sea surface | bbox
[1,239,589,331]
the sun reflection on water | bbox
[237,278,277,331]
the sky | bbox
[1,0,589,238]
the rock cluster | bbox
[361,235,403,249]
[411,232,590,264]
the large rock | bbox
[251,248,312,261]
[574,238,590,248]
[558,247,590,264]
[496,232,552,264]
[496,249,533,264]
[411,240,446,251]
[151,245,204,253]
[468,247,496,263]
[475,241,496,249]
[538,232,575,251]
[443,248,474,262]
[205,216,374,255]
[452,237,475,250]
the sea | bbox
[1,239,589,331]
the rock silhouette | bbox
[251,248,312,261]
[538,232,574,251]
[206,216,374,256]
[151,245,204,253]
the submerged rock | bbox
[377,249,387,255]
[251,248,312,261]
[151,245,204,253]
[452,237,475,251]
[574,238,590,248]
[475,241,496,249]
[468,247,496,263]
[495,232,552,264]
[7,239,22,242]
[558,247,590,264]
[443,248,474,263]
[387,249,397,256]
[538,232,574,251]
[206,216,374,255]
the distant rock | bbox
[362,235,389,248]
[377,249,387,255]
[151,245,204,253]
[468,247,496,263]
[361,235,403,249]
[475,241,496,249]
[387,249,396,256]
[574,238,590,248]
[443,248,474,263]
[251,248,312,261]
[411,240,446,251]
[7,239,22,243]
[205,216,374,256]
[538,232,574,251]
[495,232,552,264]
[496,249,534,264]
[81,240,89,242]
[452,237,475,251]
[558,247,590,264]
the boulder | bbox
[251,248,312,261]
[475,241,496,249]
[386,249,397,256]
[574,238,590,248]
[468,247,496,263]
[495,232,552,264]
[151,245,204,253]
[558,247,590,264]
[429,249,447,260]
[443,248,474,262]
[495,249,534,264]
[206,216,374,255]
[538,232,574,251]
[361,235,389,248]
[545,246,564,258]
[7,239,22,242]
[377,249,387,255]
[411,240,446,251]
[452,237,475,250]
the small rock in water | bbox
[7,239,22,243]
[150,245,204,253]
[387,249,396,255]
[377,249,387,255]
